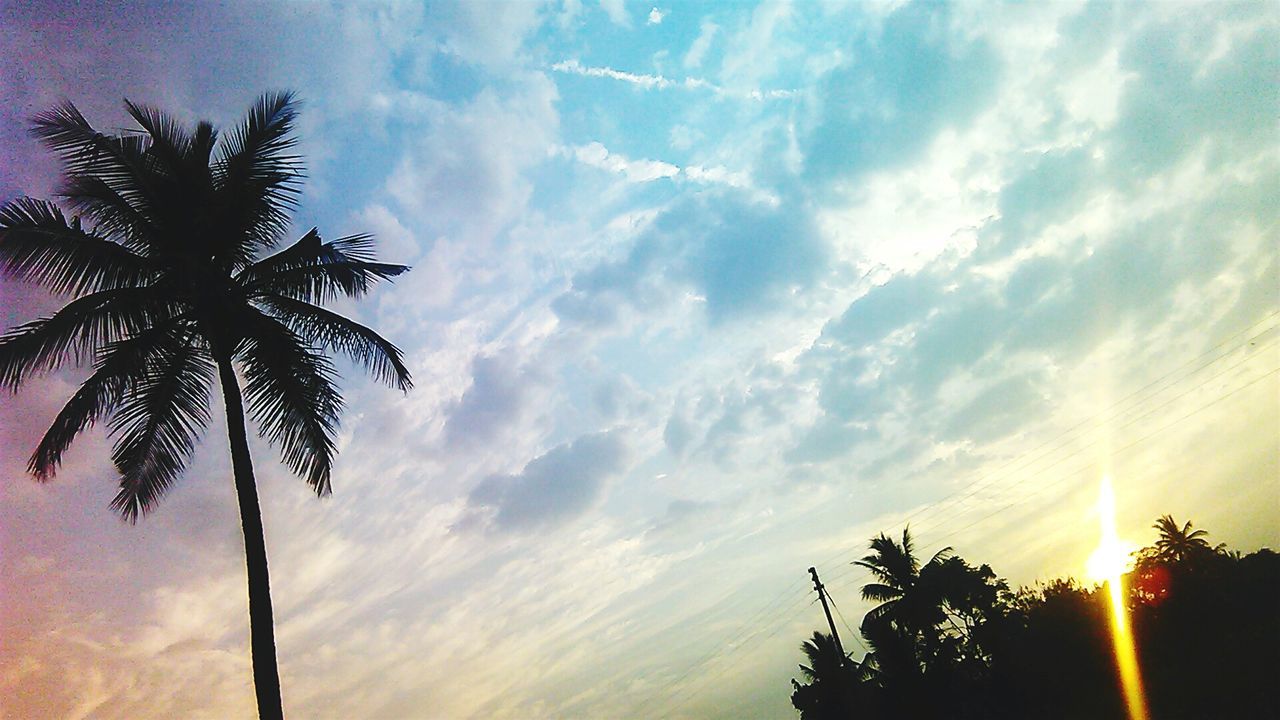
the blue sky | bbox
[1,1,1277,718]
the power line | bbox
[800,311,1276,578]
[809,323,1279,579]
[824,590,865,655]
[646,314,1278,713]
[656,594,818,718]
[891,326,1280,537]
[661,357,1279,713]
[825,362,1280,600]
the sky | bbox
[0,1,1277,718]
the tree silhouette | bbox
[791,631,872,720]
[855,527,952,633]
[793,518,1280,719]
[1152,514,1218,564]
[0,93,410,719]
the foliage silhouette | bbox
[791,517,1280,719]
[1151,514,1219,563]
[790,631,874,719]
[0,93,411,719]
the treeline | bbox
[790,516,1279,719]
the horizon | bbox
[1,1,1277,718]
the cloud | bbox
[557,142,680,183]
[1108,21,1277,179]
[648,7,665,25]
[421,0,545,68]
[551,58,675,90]
[550,59,796,99]
[443,353,547,450]
[553,191,826,327]
[683,20,718,69]
[600,0,630,26]
[466,431,629,531]
[802,1,1001,183]
[663,413,694,457]
[386,73,559,245]
[553,141,762,196]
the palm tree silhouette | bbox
[792,631,871,719]
[855,527,953,631]
[0,93,410,719]
[798,630,854,683]
[1152,515,1216,564]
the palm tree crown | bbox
[0,92,410,518]
[855,526,953,630]
[1152,514,1216,564]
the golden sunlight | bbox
[1088,476,1149,720]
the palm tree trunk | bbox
[217,356,285,720]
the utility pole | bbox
[808,566,847,666]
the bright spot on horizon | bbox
[1090,475,1150,720]
[1085,475,1138,583]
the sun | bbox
[1085,476,1138,583]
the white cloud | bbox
[558,142,679,183]
[386,73,559,245]
[601,0,629,26]
[558,0,584,29]
[550,58,797,99]
[647,7,665,25]
[683,19,718,68]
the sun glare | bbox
[1089,476,1149,720]
[1086,476,1137,583]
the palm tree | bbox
[798,630,855,685]
[1152,515,1218,564]
[0,93,411,719]
[855,527,952,632]
[792,631,872,720]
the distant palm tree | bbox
[1152,515,1217,564]
[792,631,871,720]
[855,527,953,632]
[799,630,854,683]
[0,93,411,719]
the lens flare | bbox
[1088,476,1149,720]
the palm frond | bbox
[925,546,954,568]
[0,198,155,294]
[59,174,157,252]
[238,229,408,303]
[863,600,899,625]
[254,293,411,391]
[31,102,157,228]
[108,330,214,521]
[235,308,342,494]
[861,582,904,604]
[854,558,900,588]
[124,99,194,173]
[0,287,171,391]
[212,91,302,266]
[29,316,194,480]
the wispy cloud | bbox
[683,19,718,68]
[600,0,629,26]
[556,142,680,183]
[550,58,797,99]
[552,142,770,203]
